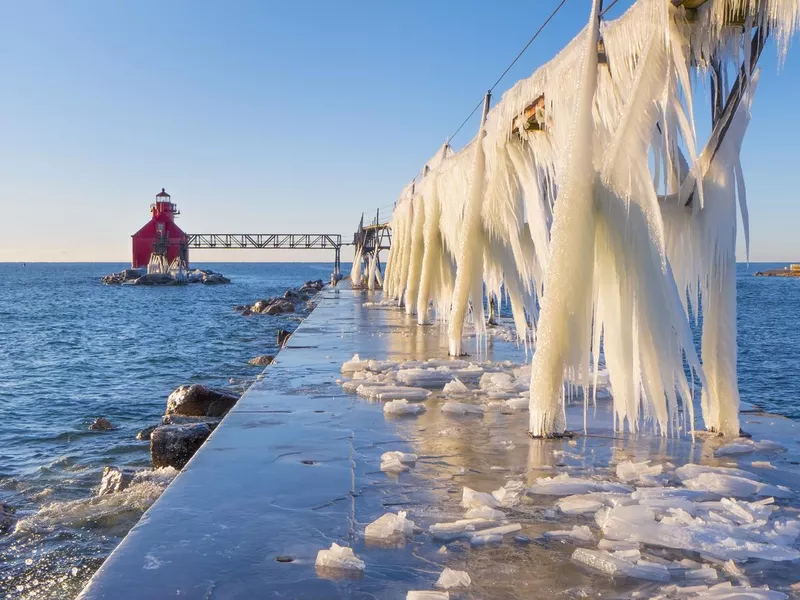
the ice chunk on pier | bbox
[682,473,791,498]
[383,399,426,416]
[544,525,595,542]
[442,377,469,395]
[461,486,499,509]
[572,548,670,581]
[528,474,632,496]
[492,480,525,507]
[616,460,664,484]
[365,511,415,540]
[407,592,449,600]
[441,401,484,416]
[435,568,471,589]
[315,543,365,572]
[397,368,454,388]
[675,464,761,482]
[357,385,431,402]
[381,451,418,473]
[714,438,787,457]
[464,506,506,520]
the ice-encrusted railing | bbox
[382,0,800,438]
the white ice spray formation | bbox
[382,0,800,437]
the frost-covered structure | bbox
[383,0,800,437]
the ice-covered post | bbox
[447,90,491,356]
[528,0,601,436]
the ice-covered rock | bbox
[441,401,484,416]
[165,384,238,418]
[364,511,415,540]
[383,399,426,416]
[315,543,365,572]
[380,451,418,473]
[435,568,471,589]
[150,423,213,469]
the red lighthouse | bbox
[131,188,189,269]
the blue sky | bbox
[0,0,797,263]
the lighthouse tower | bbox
[131,188,189,269]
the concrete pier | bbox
[78,287,800,599]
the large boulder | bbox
[150,423,212,469]
[89,417,114,431]
[133,273,177,286]
[277,329,291,347]
[161,414,222,428]
[0,503,15,533]
[248,354,275,366]
[203,273,230,284]
[166,384,238,418]
[97,466,138,496]
[136,425,158,441]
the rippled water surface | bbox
[0,261,797,598]
[0,262,339,598]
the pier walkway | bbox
[78,287,800,599]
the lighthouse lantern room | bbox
[131,188,189,269]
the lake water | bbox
[0,261,797,598]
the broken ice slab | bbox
[397,368,455,388]
[442,377,469,395]
[616,460,664,483]
[383,399,427,416]
[504,397,529,411]
[751,461,776,470]
[675,464,762,482]
[527,474,633,496]
[462,487,499,509]
[380,451,418,473]
[464,506,507,520]
[685,582,789,599]
[406,592,449,600]
[441,401,484,416]
[572,548,670,581]
[365,511,415,542]
[315,543,365,572]
[714,438,787,457]
[597,539,641,551]
[357,385,432,402]
[435,568,471,589]
[543,525,595,542]
[428,518,501,541]
[491,480,525,507]
[341,354,368,374]
[681,472,791,498]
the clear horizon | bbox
[1,0,798,263]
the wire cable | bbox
[447,0,571,144]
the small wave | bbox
[14,467,177,535]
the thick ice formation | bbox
[315,543,365,572]
[382,0,800,437]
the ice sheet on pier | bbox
[383,0,800,436]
